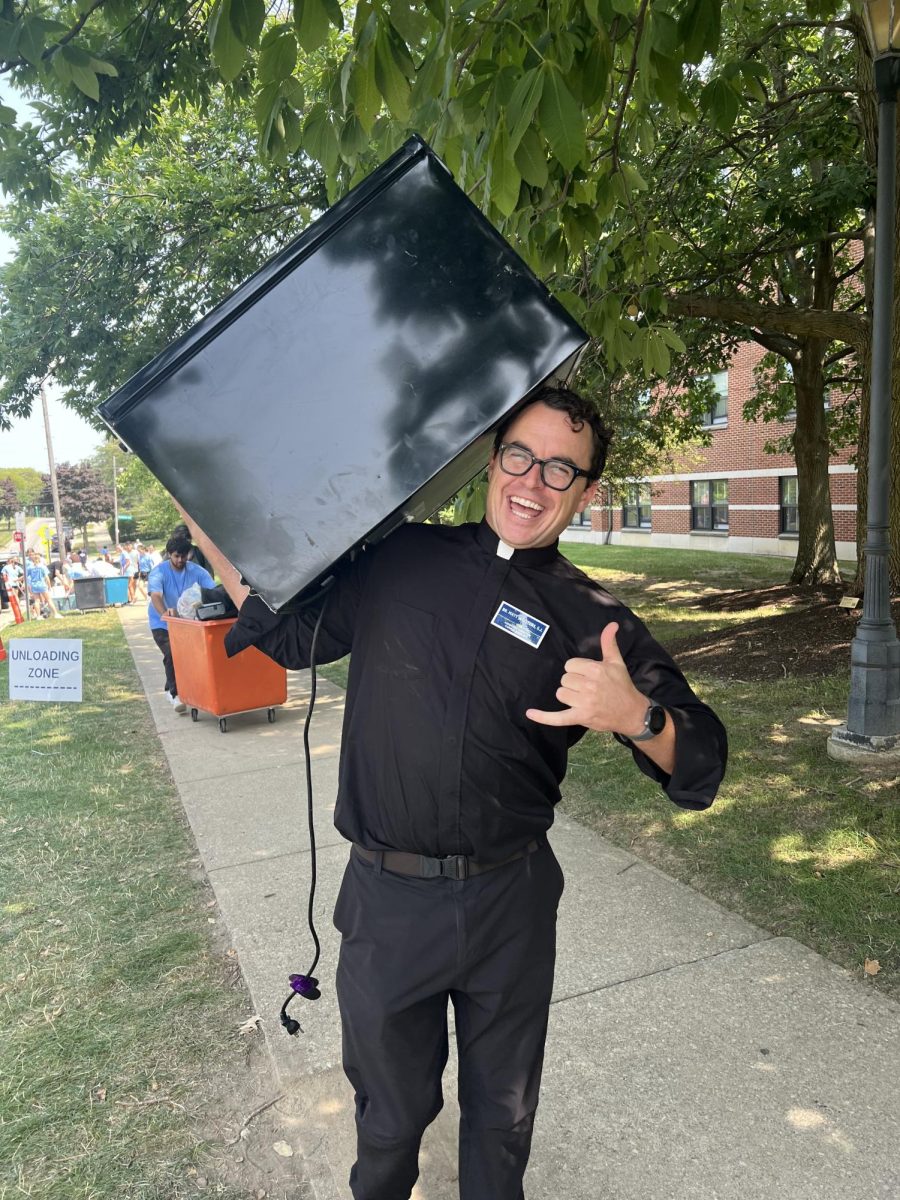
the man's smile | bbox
[508,495,545,518]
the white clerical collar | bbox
[496,539,515,560]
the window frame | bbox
[622,483,652,529]
[701,371,729,428]
[691,479,729,531]
[780,476,799,534]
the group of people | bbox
[1,538,172,618]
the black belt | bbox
[352,839,540,882]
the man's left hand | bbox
[526,622,648,735]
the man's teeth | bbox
[510,496,544,514]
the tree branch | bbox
[666,293,869,348]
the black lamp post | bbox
[829,0,900,761]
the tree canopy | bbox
[39,461,112,539]
[4,0,894,585]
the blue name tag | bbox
[491,601,550,649]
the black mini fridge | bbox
[97,136,588,611]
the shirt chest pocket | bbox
[484,623,568,709]
[374,600,436,678]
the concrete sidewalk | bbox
[119,603,900,1200]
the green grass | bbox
[564,542,853,645]
[0,614,253,1199]
[560,544,900,1000]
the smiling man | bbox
[188,383,727,1200]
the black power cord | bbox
[279,584,333,1036]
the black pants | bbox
[151,627,177,696]
[333,841,564,1200]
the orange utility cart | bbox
[165,615,287,733]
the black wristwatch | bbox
[627,702,667,742]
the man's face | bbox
[485,402,596,550]
[169,551,188,571]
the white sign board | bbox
[8,639,83,702]
[15,510,27,533]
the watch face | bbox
[648,704,667,735]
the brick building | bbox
[563,342,858,561]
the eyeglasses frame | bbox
[496,442,594,492]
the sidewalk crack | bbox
[550,936,775,1006]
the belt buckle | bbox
[439,854,468,881]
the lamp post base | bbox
[827,724,900,764]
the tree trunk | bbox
[790,354,841,586]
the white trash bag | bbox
[176,582,204,619]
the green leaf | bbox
[68,66,100,102]
[571,32,611,108]
[458,75,492,126]
[259,26,297,85]
[209,0,247,82]
[229,0,265,47]
[340,113,369,161]
[0,20,21,61]
[679,0,721,65]
[18,17,50,68]
[282,105,303,154]
[320,0,345,30]
[648,9,680,56]
[254,80,282,151]
[53,45,100,100]
[350,52,382,131]
[620,162,648,193]
[389,0,429,44]
[489,125,520,218]
[556,289,587,322]
[514,126,548,187]
[411,44,443,106]
[374,27,410,122]
[293,0,331,53]
[0,105,16,125]
[303,102,340,173]
[537,67,584,172]
[699,77,740,133]
[656,325,686,353]
[507,67,544,152]
[385,22,415,80]
[89,57,119,78]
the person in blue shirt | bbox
[147,534,214,712]
[26,551,62,619]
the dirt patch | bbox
[196,1033,315,1200]
[671,585,900,680]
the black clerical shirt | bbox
[225,520,726,862]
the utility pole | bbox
[40,378,66,566]
[113,458,119,547]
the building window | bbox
[780,476,798,533]
[622,484,651,529]
[568,508,591,528]
[702,371,728,427]
[691,479,728,530]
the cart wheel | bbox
[267,708,276,723]
[219,717,227,733]
[191,708,198,722]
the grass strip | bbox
[0,614,252,1199]
[561,544,900,1000]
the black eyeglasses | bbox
[497,443,592,492]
